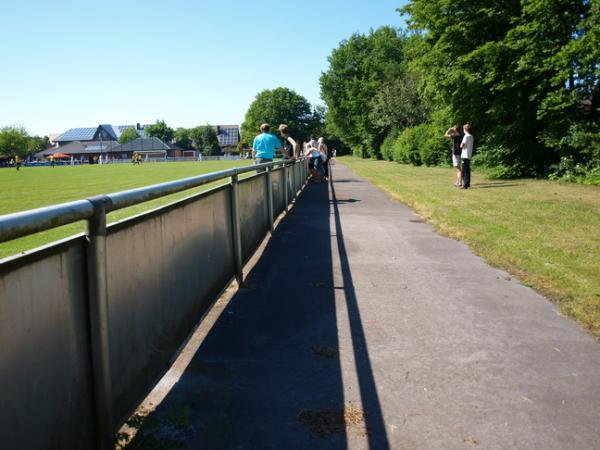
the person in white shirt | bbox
[460,123,474,189]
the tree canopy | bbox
[240,87,320,147]
[319,2,599,178]
[118,128,139,144]
[145,120,175,143]
[190,125,221,156]
[320,27,409,158]
[0,126,30,157]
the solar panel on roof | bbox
[56,127,97,141]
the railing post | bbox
[85,195,114,450]
[283,164,288,213]
[266,166,274,234]
[290,160,296,200]
[230,173,243,286]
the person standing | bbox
[460,123,474,189]
[444,124,463,186]
[278,124,298,160]
[318,137,331,180]
[252,123,287,165]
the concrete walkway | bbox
[127,162,600,450]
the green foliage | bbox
[400,0,599,177]
[548,156,600,185]
[0,126,29,157]
[320,27,408,158]
[145,120,175,143]
[118,128,139,144]
[380,128,399,161]
[393,127,422,166]
[174,127,193,150]
[392,124,447,167]
[27,135,49,154]
[190,125,221,156]
[369,72,429,131]
[240,87,319,147]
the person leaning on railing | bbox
[252,123,291,167]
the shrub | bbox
[392,124,447,166]
[393,127,421,165]
[380,129,399,161]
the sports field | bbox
[0,160,250,259]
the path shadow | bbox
[125,180,346,449]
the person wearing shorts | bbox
[304,141,324,180]
[444,124,463,186]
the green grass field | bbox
[340,157,600,338]
[0,161,249,259]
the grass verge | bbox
[340,156,600,338]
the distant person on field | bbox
[460,123,474,189]
[252,123,288,168]
[278,124,298,160]
[444,124,463,186]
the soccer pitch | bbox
[0,160,251,259]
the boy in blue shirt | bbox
[252,123,289,163]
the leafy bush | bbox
[392,124,447,166]
[380,129,400,161]
[393,127,421,165]
[548,156,600,185]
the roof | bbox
[35,140,113,157]
[109,137,170,153]
[55,124,145,142]
[213,125,240,147]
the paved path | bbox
[128,162,600,450]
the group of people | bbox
[444,122,474,189]
[251,123,333,181]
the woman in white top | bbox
[304,141,324,180]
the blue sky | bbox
[0,0,406,136]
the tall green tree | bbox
[27,135,49,154]
[401,0,599,175]
[145,120,175,143]
[174,127,193,150]
[240,87,317,147]
[190,125,221,156]
[320,26,408,158]
[118,128,139,144]
[0,126,29,157]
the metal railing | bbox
[0,158,308,450]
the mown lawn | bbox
[0,160,250,259]
[340,156,600,338]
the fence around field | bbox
[0,158,308,450]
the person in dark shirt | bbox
[278,124,298,160]
[444,124,464,187]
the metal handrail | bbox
[0,159,295,243]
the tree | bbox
[118,128,139,144]
[369,72,429,131]
[400,0,599,175]
[240,87,317,147]
[27,135,49,154]
[174,127,193,150]
[320,27,408,158]
[145,120,175,143]
[190,125,221,156]
[0,126,29,157]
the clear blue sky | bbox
[0,0,406,136]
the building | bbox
[54,124,146,146]
[212,125,240,154]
